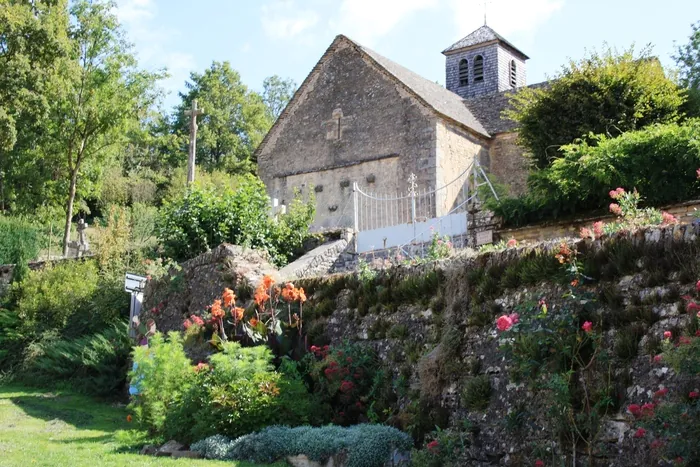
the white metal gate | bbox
[352,161,498,256]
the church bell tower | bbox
[443,25,529,99]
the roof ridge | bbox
[255,34,492,159]
[344,36,490,137]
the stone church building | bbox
[257,25,532,231]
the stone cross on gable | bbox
[322,107,353,140]
[185,99,205,185]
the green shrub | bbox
[492,120,700,227]
[0,308,25,366]
[21,321,131,396]
[506,46,684,169]
[0,215,42,273]
[412,424,471,467]
[130,337,312,443]
[303,342,385,425]
[130,332,194,435]
[156,175,314,266]
[13,260,100,334]
[191,424,413,467]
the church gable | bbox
[257,36,445,229]
[258,37,438,177]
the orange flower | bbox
[262,275,274,289]
[126,415,132,423]
[233,307,245,322]
[254,285,270,306]
[298,287,306,303]
[249,317,259,327]
[222,288,236,307]
[281,283,295,302]
[211,299,225,319]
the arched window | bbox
[510,60,517,87]
[474,55,484,82]
[458,59,469,86]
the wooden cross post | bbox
[185,99,205,185]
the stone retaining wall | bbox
[495,199,700,243]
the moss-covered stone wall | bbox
[297,225,700,466]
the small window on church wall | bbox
[459,59,469,86]
[510,60,517,87]
[474,55,484,82]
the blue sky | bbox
[114,0,700,110]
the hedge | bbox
[492,119,700,227]
[0,215,42,265]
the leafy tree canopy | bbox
[172,61,272,175]
[675,21,700,118]
[506,46,686,169]
[0,0,71,210]
[262,75,297,121]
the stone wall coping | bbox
[496,199,700,236]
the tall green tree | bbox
[262,75,297,121]
[172,61,271,175]
[675,21,700,117]
[0,0,71,211]
[507,46,685,168]
[47,0,161,255]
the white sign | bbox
[124,273,147,293]
[476,230,493,246]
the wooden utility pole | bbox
[185,99,205,185]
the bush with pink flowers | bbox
[495,243,614,462]
[303,342,388,425]
[579,187,677,240]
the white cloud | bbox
[114,0,155,24]
[332,0,438,45]
[261,1,320,39]
[448,0,564,43]
[113,0,195,104]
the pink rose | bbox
[593,221,604,238]
[609,203,622,216]
[582,321,593,333]
[661,212,678,225]
[664,331,672,339]
[496,315,514,332]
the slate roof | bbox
[464,81,549,134]
[346,36,490,137]
[442,25,529,59]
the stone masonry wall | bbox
[298,224,700,466]
[258,39,439,232]
[496,199,700,244]
[435,121,490,216]
[488,132,529,196]
[282,156,401,231]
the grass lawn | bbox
[0,385,283,467]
